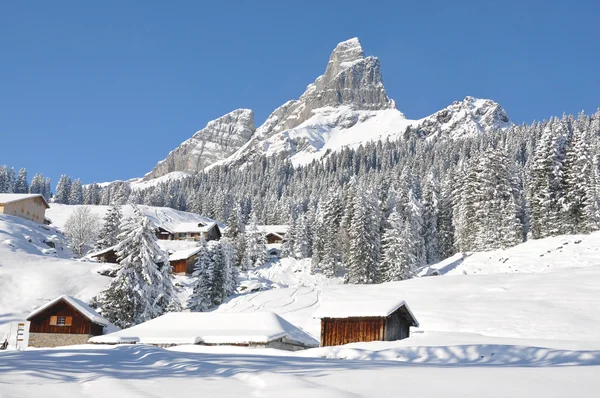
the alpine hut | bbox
[313,299,419,347]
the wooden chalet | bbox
[256,225,288,244]
[169,246,203,274]
[26,295,109,348]
[156,221,221,242]
[313,299,419,347]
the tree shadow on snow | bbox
[0,343,599,384]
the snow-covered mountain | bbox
[138,37,512,180]
[144,109,255,181]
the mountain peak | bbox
[325,38,365,76]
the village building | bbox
[256,225,288,244]
[0,193,50,224]
[89,312,318,351]
[156,221,221,242]
[313,299,419,347]
[26,295,109,348]
[168,246,203,274]
[89,246,119,264]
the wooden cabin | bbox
[156,222,221,242]
[26,295,109,348]
[89,246,119,264]
[169,246,203,274]
[314,299,419,347]
[0,193,50,224]
[256,225,288,244]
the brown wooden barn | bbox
[314,299,419,347]
[168,246,203,274]
[26,295,109,348]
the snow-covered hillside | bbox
[46,204,225,230]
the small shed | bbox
[89,312,318,351]
[313,299,419,347]
[26,295,109,348]
[168,246,202,274]
[88,246,119,264]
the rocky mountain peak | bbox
[418,96,512,138]
[143,109,255,181]
[254,38,395,140]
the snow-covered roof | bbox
[313,299,419,326]
[88,245,118,258]
[168,246,202,262]
[27,295,109,326]
[89,312,318,347]
[0,193,50,208]
[162,221,219,234]
[256,225,289,236]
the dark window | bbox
[57,316,66,326]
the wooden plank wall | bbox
[28,300,94,335]
[170,259,187,273]
[320,317,385,346]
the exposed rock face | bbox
[226,38,397,165]
[417,96,512,138]
[144,109,255,181]
[256,37,395,140]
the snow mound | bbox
[90,311,318,347]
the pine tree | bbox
[96,207,181,327]
[187,238,214,312]
[380,209,415,281]
[14,168,28,194]
[95,205,123,250]
[55,175,72,204]
[69,179,84,205]
[29,174,44,195]
[347,186,380,284]
[241,213,268,269]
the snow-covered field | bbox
[1,210,600,397]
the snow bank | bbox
[90,312,318,347]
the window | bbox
[49,315,72,326]
[178,233,186,239]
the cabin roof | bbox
[160,221,218,234]
[89,312,318,347]
[256,225,289,236]
[0,193,50,209]
[27,295,109,326]
[168,246,203,261]
[88,245,118,258]
[313,299,419,326]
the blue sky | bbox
[1,0,598,187]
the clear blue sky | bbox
[1,0,598,187]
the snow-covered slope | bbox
[46,204,225,231]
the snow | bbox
[168,246,202,262]
[312,299,419,325]
[46,204,225,232]
[0,193,49,207]
[90,312,318,347]
[170,221,217,234]
[1,224,600,396]
[130,171,191,190]
[27,295,109,326]
[256,225,289,235]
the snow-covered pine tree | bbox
[241,212,268,269]
[69,178,84,205]
[55,175,72,204]
[43,177,51,201]
[347,185,380,284]
[28,174,44,195]
[320,190,343,277]
[220,237,239,296]
[95,204,123,250]
[294,213,311,259]
[14,168,28,194]
[187,238,214,312]
[380,209,415,281]
[96,206,181,327]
